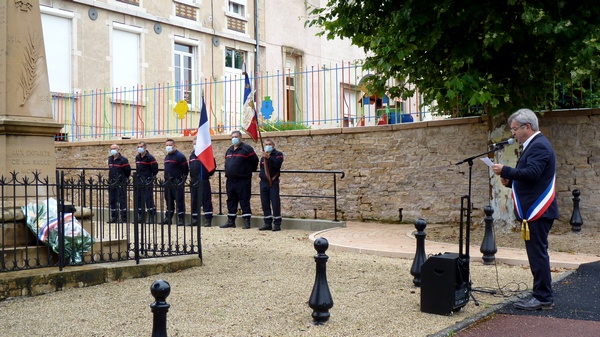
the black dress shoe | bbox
[514,297,528,306]
[513,297,553,311]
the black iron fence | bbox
[0,168,343,273]
[57,167,345,221]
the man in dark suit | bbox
[492,108,558,311]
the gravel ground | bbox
[0,226,566,337]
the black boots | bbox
[162,212,173,225]
[186,217,200,227]
[259,223,281,231]
[161,212,182,225]
[220,218,236,228]
[259,223,272,231]
[148,210,156,223]
[203,218,212,227]
[218,218,251,228]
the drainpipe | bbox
[254,0,260,102]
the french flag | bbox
[243,71,259,140]
[194,97,216,172]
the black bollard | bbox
[410,218,427,286]
[308,237,334,325]
[480,206,497,265]
[570,189,583,232]
[150,279,171,337]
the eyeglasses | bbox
[510,124,527,132]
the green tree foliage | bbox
[307,1,600,116]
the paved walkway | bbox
[310,221,600,269]
[310,221,600,337]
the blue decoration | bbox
[261,96,274,119]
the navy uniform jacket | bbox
[108,154,131,182]
[259,149,284,181]
[189,150,216,181]
[224,142,259,180]
[135,151,159,178]
[500,133,559,220]
[164,150,189,181]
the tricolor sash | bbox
[512,175,556,241]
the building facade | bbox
[40,0,425,141]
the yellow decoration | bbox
[174,100,189,119]
[521,220,530,241]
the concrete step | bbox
[1,239,129,271]
[0,222,38,247]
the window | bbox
[112,23,141,98]
[174,43,195,105]
[116,0,139,5]
[228,0,246,17]
[40,7,73,93]
[225,48,245,71]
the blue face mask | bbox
[137,147,144,154]
[110,149,118,156]
[232,138,240,146]
[166,146,173,153]
[265,145,273,153]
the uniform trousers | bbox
[260,179,281,225]
[191,179,213,220]
[226,178,252,220]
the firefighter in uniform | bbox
[135,141,159,223]
[108,144,131,223]
[258,138,284,231]
[188,136,216,227]
[163,138,189,226]
[220,130,259,229]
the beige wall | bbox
[40,0,259,91]
[54,111,600,230]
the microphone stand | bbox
[455,145,505,305]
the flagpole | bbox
[251,71,273,187]
[243,66,272,186]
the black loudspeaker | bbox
[420,252,469,315]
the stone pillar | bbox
[0,0,63,193]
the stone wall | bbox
[55,110,600,229]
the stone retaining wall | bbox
[55,110,600,229]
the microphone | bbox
[490,138,515,148]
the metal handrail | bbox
[56,167,345,221]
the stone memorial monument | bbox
[0,0,62,186]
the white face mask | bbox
[110,149,118,156]
[232,138,240,146]
[137,147,145,154]
[265,145,273,153]
[166,146,173,153]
